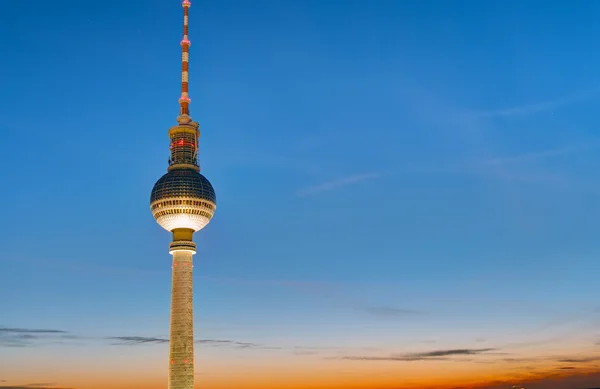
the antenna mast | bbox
[179,0,192,116]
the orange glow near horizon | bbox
[4,348,600,389]
[9,368,599,389]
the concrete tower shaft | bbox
[169,250,194,389]
[169,229,196,389]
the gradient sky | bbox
[2,0,600,388]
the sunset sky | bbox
[2,0,600,388]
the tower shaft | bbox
[169,229,196,389]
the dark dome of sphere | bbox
[150,168,216,205]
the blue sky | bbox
[2,0,600,387]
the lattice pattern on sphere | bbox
[169,250,195,389]
[151,169,216,205]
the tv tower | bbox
[150,1,216,388]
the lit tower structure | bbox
[150,1,216,388]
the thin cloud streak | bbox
[485,141,600,166]
[492,171,565,185]
[401,83,567,186]
[0,327,74,348]
[108,335,273,349]
[471,99,566,118]
[0,328,67,334]
[108,336,168,345]
[0,385,73,389]
[297,173,382,197]
[195,339,269,349]
[0,385,74,389]
[340,348,496,362]
[558,356,600,363]
[402,85,598,188]
[465,90,595,119]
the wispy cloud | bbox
[0,385,73,389]
[412,86,599,188]
[465,91,593,120]
[484,141,600,166]
[472,139,600,188]
[196,339,268,349]
[499,352,600,368]
[0,327,74,348]
[297,173,382,197]
[107,335,273,349]
[108,336,168,345]
[340,348,496,362]
[491,170,565,185]
[557,356,600,363]
[406,348,496,359]
[0,328,66,334]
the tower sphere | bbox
[150,168,216,232]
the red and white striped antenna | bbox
[179,0,192,116]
